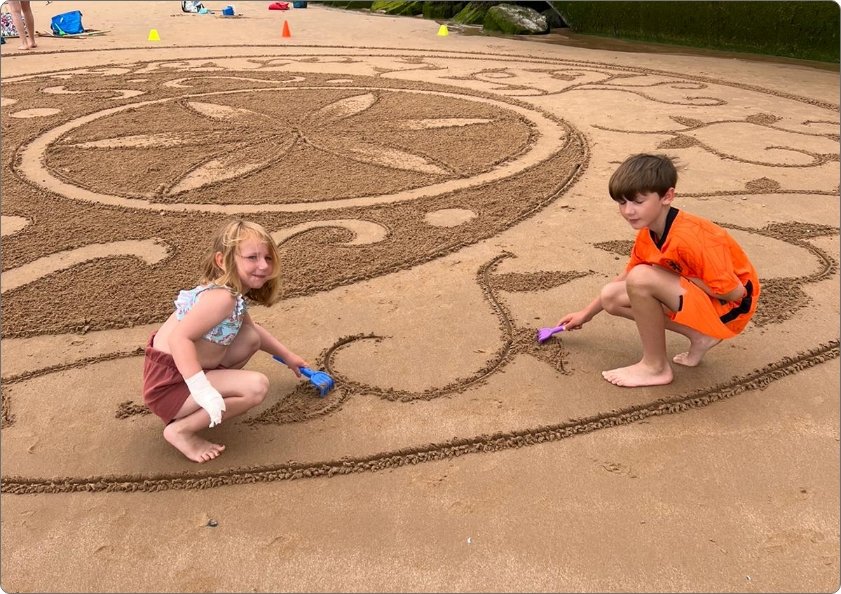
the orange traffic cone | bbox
[282,20,291,38]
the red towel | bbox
[268,2,289,9]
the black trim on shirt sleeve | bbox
[720,280,754,324]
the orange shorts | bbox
[669,278,758,340]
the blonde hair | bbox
[200,219,282,306]
[608,153,678,201]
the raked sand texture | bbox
[1,2,839,592]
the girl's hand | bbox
[282,353,309,378]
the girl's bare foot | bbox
[18,43,29,50]
[602,361,673,387]
[673,336,721,367]
[163,423,225,463]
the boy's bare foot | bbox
[602,361,673,387]
[163,423,225,463]
[673,336,721,367]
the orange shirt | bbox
[625,207,759,298]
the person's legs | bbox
[161,326,269,462]
[163,406,225,463]
[164,365,269,463]
[600,265,683,387]
[19,1,35,48]
[600,272,721,369]
[6,1,29,49]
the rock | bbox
[483,3,549,35]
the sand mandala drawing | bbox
[1,51,838,493]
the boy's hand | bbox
[557,311,589,331]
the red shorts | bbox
[669,277,759,340]
[142,333,192,424]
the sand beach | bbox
[1,2,839,591]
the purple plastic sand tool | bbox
[536,324,565,344]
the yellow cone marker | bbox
[437,24,449,37]
[148,29,160,41]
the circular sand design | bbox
[1,51,838,493]
[2,66,584,338]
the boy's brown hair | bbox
[608,153,678,201]
[200,219,282,306]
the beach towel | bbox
[0,2,19,38]
[268,2,289,10]
[181,1,205,13]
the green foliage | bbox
[318,1,373,7]
[452,1,499,25]
[423,2,466,19]
[371,0,424,15]
[550,1,839,62]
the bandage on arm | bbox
[184,371,226,427]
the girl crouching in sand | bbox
[142,219,308,462]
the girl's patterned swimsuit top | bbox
[174,284,247,346]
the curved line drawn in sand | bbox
[272,220,389,246]
[3,340,837,495]
[0,239,171,294]
[10,108,62,118]
[316,253,579,402]
[162,75,306,88]
[42,86,145,100]
[446,67,725,105]
[593,115,838,167]
[246,253,584,426]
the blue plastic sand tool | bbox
[272,355,335,397]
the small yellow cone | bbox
[148,29,160,42]
[437,24,449,37]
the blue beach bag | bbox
[50,10,85,36]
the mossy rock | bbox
[452,1,499,25]
[423,2,466,19]
[484,3,549,34]
[371,0,424,16]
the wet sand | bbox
[1,2,839,591]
